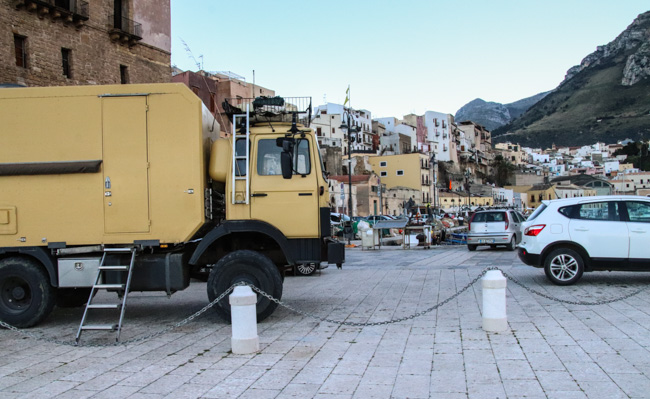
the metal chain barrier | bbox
[249,269,491,327]
[499,270,650,305]
[0,284,239,347]
[2,267,649,346]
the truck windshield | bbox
[257,138,311,176]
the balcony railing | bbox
[109,14,143,43]
[15,0,89,25]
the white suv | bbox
[519,195,650,285]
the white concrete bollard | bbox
[230,286,259,354]
[482,270,508,332]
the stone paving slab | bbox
[2,245,650,398]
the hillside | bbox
[492,10,650,148]
[454,92,548,131]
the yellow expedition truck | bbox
[0,83,343,340]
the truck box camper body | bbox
[0,84,344,335]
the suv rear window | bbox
[527,204,546,221]
[471,212,505,223]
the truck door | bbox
[102,96,151,234]
[250,136,319,238]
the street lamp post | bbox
[430,153,437,214]
[339,109,359,244]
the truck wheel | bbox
[207,250,282,323]
[0,257,55,328]
[56,288,93,308]
[296,263,316,276]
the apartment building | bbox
[368,153,433,204]
[424,111,456,163]
[495,142,528,166]
[374,117,415,155]
[3,0,171,86]
[456,121,492,176]
[315,103,374,154]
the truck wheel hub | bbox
[12,287,26,300]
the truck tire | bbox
[0,257,55,328]
[207,250,282,323]
[56,288,93,308]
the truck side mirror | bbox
[281,151,292,179]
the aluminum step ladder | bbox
[75,247,137,344]
[231,104,250,205]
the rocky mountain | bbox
[454,92,548,131]
[492,10,650,148]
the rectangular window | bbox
[380,171,387,177]
[55,0,71,10]
[380,161,387,167]
[316,127,322,136]
[14,35,27,68]
[120,65,129,84]
[577,202,620,221]
[61,48,71,78]
[396,170,404,176]
[256,138,311,176]
[626,201,650,223]
[332,128,335,134]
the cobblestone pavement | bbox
[2,245,650,398]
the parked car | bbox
[519,195,650,285]
[467,209,525,251]
[365,215,394,225]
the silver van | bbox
[467,210,525,251]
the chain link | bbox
[2,267,648,346]
[500,271,649,305]
[0,284,239,347]
[249,269,492,327]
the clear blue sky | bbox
[171,1,649,118]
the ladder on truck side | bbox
[75,247,137,344]
[232,104,250,205]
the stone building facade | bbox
[2,0,171,87]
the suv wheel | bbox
[544,248,584,285]
[467,244,477,251]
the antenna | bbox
[180,38,202,71]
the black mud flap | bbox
[327,240,345,265]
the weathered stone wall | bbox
[1,0,170,87]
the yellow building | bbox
[507,184,557,209]
[438,192,493,211]
[494,142,528,166]
[369,153,432,205]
